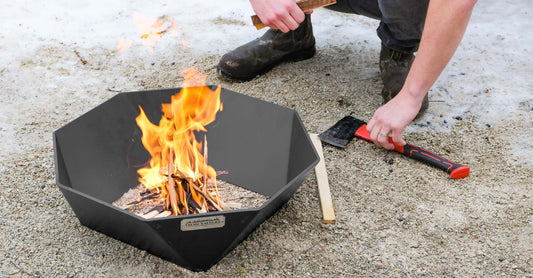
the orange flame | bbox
[118,13,186,53]
[135,68,223,215]
[132,13,179,53]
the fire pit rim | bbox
[53,86,320,271]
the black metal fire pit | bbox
[53,86,319,272]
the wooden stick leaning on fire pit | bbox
[310,133,336,224]
[251,0,337,30]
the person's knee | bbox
[326,0,381,19]
[325,0,357,14]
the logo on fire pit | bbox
[180,215,225,231]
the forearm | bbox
[367,0,477,149]
[402,0,477,101]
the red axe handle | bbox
[355,124,470,179]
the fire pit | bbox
[53,86,319,271]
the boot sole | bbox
[217,46,316,82]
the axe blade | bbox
[318,116,366,148]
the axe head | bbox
[318,116,366,148]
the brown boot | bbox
[217,14,315,81]
[379,43,428,115]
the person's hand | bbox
[250,0,306,33]
[366,91,423,150]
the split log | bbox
[251,0,336,29]
[154,211,172,218]
[220,201,242,210]
[141,210,160,219]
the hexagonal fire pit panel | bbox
[53,87,319,271]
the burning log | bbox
[113,179,267,218]
[155,163,223,215]
[114,137,264,218]
[182,177,223,211]
[111,69,269,218]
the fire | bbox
[135,68,223,215]
[133,12,178,53]
[119,12,180,53]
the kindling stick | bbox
[188,180,224,211]
[251,0,337,30]
[310,133,336,224]
[168,148,179,215]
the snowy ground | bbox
[1,0,531,167]
[1,0,531,277]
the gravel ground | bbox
[1,5,532,278]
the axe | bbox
[318,116,470,179]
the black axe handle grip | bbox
[396,142,470,179]
[355,124,470,179]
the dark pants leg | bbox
[326,0,429,53]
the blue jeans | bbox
[326,0,429,53]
